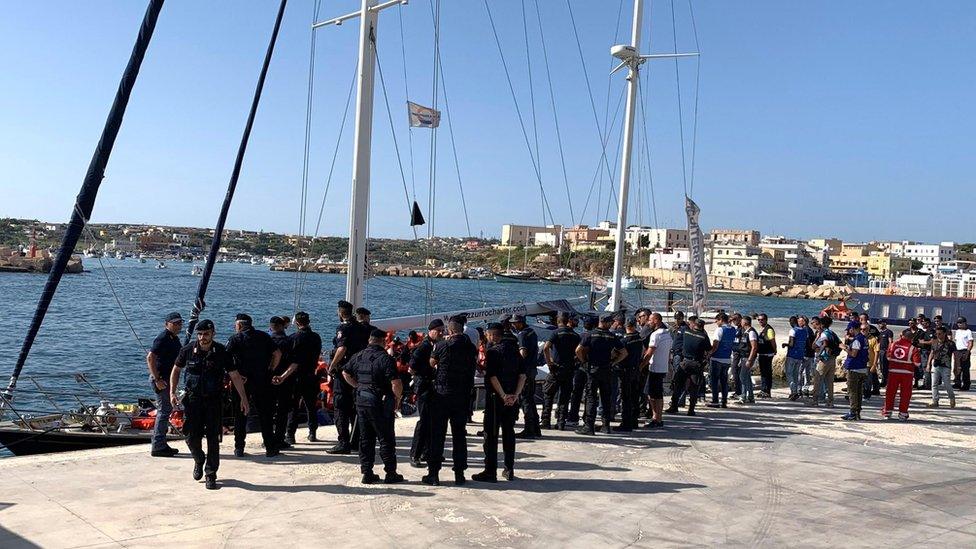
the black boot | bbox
[421,473,440,486]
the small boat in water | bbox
[191,265,203,276]
[494,271,538,283]
[155,260,167,269]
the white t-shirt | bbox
[648,328,673,374]
[954,328,973,351]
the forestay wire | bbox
[294,0,322,312]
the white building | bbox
[172,233,191,245]
[761,242,826,283]
[648,248,691,271]
[533,232,559,247]
[103,238,138,253]
[500,224,563,247]
[903,242,955,273]
[708,243,771,279]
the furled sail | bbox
[685,195,708,315]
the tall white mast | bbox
[314,0,407,307]
[607,0,698,312]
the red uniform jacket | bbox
[886,338,921,377]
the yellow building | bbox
[867,255,913,280]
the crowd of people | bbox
[143,301,973,490]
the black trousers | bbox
[410,388,432,461]
[428,393,469,474]
[758,355,774,394]
[955,350,971,390]
[271,380,294,444]
[584,368,613,427]
[542,366,575,425]
[287,374,319,438]
[616,366,640,427]
[183,395,221,477]
[519,367,540,434]
[669,359,702,411]
[482,392,517,474]
[332,375,356,446]
[568,368,588,422]
[232,381,275,450]
[357,405,397,474]
[637,367,650,417]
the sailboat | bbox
[1,0,705,455]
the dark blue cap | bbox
[165,312,183,323]
[196,319,215,332]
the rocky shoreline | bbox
[0,247,83,274]
[756,283,854,300]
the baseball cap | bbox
[165,312,183,323]
[428,318,445,330]
[196,319,215,332]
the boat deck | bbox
[2,387,975,547]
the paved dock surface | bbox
[2,387,975,548]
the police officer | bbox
[328,300,369,454]
[356,307,379,334]
[423,319,478,486]
[616,318,644,431]
[511,314,541,439]
[472,322,525,483]
[541,312,581,430]
[275,311,322,445]
[268,316,294,449]
[146,311,183,457]
[343,329,405,485]
[408,319,442,468]
[226,313,281,457]
[665,318,711,416]
[575,314,627,435]
[168,319,249,490]
[567,315,596,424]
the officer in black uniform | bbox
[568,315,596,424]
[635,308,653,421]
[328,300,368,454]
[575,314,627,435]
[511,314,541,439]
[423,319,478,486]
[616,318,644,431]
[541,312,581,430]
[275,311,322,444]
[666,318,710,416]
[408,318,443,468]
[356,307,379,334]
[146,311,183,457]
[168,319,249,490]
[268,316,294,449]
[226,313,281,457]
[343,329,405,485]
[472,322,525,483]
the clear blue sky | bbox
[1,1,973,243]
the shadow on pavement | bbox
[220,479,435,497]
[0,503,41,549]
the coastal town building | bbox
[760,241,826,283]
[807,238,842,262]
[866,254,913,280]
[500,224,563,247]
[648,248,691,271]
[563,224,612,251]
[103,238,137,253]
[707,243,771,279]
[709,229,760,246]
[172,233,191,245]
[902,242,956,273]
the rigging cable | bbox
[294,0,322,312]
[686,0,702,196]
[669,0,690,198]
[398,1,419,202]
[521,0,544,226]
[423,0,443,316]
[532,0,575,226]
[483,0,555,226]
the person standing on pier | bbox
[342,329,404,485]
[784,316,808,401]
[642,313,672,428]
[146,311,183,457]
[567,315,595,424]
[226,313,281,457]
[541,312,581,431]
[424,319,478,486]
[882,329,921,420]
[953,317,972,391]
[665,318,710,416]
[169,319,249,490]
[277,312,322,445]
[840,323,869,420]
[736,316,759,405]
[756,314,777,398]
[268,316,294,449]
[575,314,627,435]
[707,312,736,408]
[877,320,893,387]
[328,301,368,454]
[927,326,956,409]
[616,318,644,430]
[356,307,378,334]
[473,322,525,483]
[408,319,442,468]
[511,314,541,439]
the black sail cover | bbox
[184,0,288,341]
[3,0,166,400]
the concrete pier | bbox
[1,386,974,548]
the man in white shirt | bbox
[641,313,672,428]
[953,317,973,391]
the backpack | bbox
[824,329,841,356]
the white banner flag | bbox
[685,196,708,315]
[407,101,441,128]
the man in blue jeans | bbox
[146,312,184,457]
[707,313,736,408]
[784,316,809,401]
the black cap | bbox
[486,322,502,330]
[369,328,387,340]
[356,307,371,316]
[599,314,613,323]
[165,312,183,323]
[337,300,353,310]
[196,319,215,332]
[428,318,445,330]
[235,313,252,323]
[510,314,526,323]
